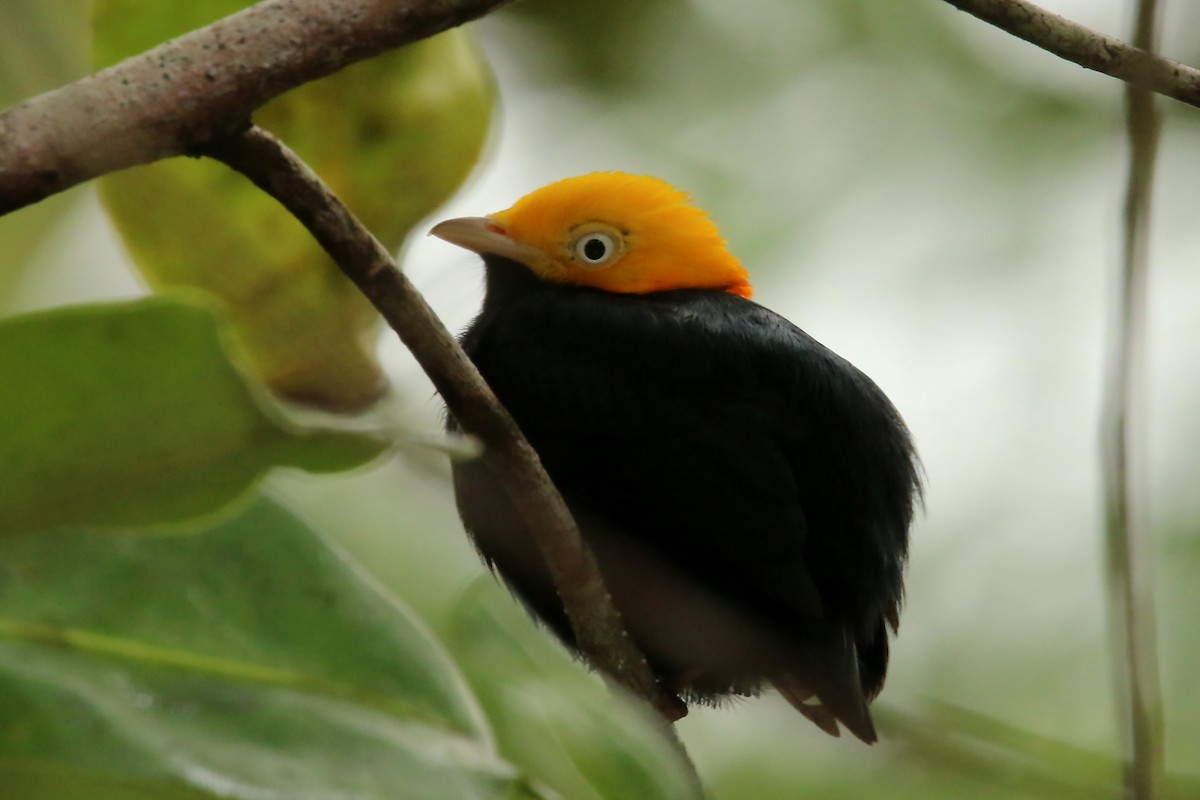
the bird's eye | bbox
[572,231,619,266]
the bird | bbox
[431,172,920,743]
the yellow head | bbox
[431,172,752,298]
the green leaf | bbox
[0,759,217,800]
[0,297,385,537]
[0,0,88,107]
[92,1,495,411]
[0,0,91,298]
[0,497,546,800]
[448,580,704,800]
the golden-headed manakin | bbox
[433,172,920,743]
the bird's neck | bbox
[481,254,557,311]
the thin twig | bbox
[0,0,514,214]
[200,125,694,737]
[942,0,1200,109]
[1102,2,1166,797]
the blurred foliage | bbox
[448,581,704,800]
[0,761,217,800]
[0,0,90,298]
[0,0,87,103]
[2,0,1200,799]
[94,0,494,411]
[0,297,384,537]
[0,497,544,799]
[1159,521,1200,774]
[499,0,1119,271]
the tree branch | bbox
[0,0,513,215]
[942,0,1200,110]
[200,126,688,731]
[1103,2,1166,798]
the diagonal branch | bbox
[200,126,687,730]
[0,0,514,215]
[942,0,1200,109]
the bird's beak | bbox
[430,216,546,270]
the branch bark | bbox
[943,0,1200,109]
[0,0,513,214]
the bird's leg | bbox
[657,691,689,723]
[657,667,709,722]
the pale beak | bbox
[429,216,546,270]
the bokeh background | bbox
[3,1,1199,797]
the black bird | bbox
[432,172,920,742]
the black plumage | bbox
[450,253,920,743]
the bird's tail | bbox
[773,676,876,743]
[771,626,878,743]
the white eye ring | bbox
[572,231,619,266]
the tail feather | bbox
[773,682,842,738]
[771,625,878,743]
